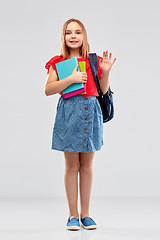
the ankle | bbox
[69,213,79,219]
[80,213,89,219]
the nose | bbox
[71,32,76,38]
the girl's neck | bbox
[68,55,83,58]
[68,49,82,58]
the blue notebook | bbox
[55,57,84,95]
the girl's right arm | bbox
[45,65,87,96]
[45,66,73,96]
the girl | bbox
[44,18,116,231]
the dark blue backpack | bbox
[89,53,114,123]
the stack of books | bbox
[55,57,86,98]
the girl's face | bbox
[65,22,83,50]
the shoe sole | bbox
[67,226,80,231]
[80,222,97,230]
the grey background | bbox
[0,0,159,198]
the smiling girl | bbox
[45,18,116,231]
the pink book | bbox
[63,85,86,98]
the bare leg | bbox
[64,152,80,219]
[79,151,95,219]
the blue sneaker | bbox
[80,216,97,230]
[66,216,80,230]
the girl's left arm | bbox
[99,50,116,94]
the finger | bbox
[106,50,108,59]
[112,58,116,64]
[75,64,79,70]
[109,52,112,60]
[103,51,105,58]
[82,74,87,78]
[82,72,87,76]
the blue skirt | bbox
[51,95,104,152]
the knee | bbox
[79,163,92,172]
[65,163,80,173]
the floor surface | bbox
[0,197,160,240]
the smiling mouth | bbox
[70,41,78,43]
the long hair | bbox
[60,18,90,59]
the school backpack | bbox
[89,53,114,123]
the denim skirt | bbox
[51,95,104,152]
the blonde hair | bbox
[60,18,90,59]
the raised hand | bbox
[99,50,116,73]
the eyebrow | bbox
[65,29,82,31]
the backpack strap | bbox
[89,53,103,96]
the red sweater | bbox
[45,55,103,97]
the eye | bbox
[65,32,70,34]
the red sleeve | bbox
[97,55,103,81]
[45,55,63,75]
